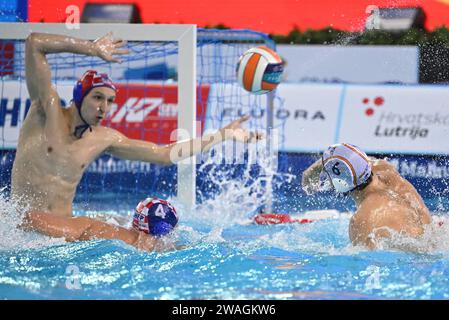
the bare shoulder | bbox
[371,158,397,172]
[34,85,61,110]
[353,194,386,221]
[94,126,127,146]
[24,86,64,127]
[99,126,125,139]
[371,158,401,184]
[350,194,383,232]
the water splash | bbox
[0,189,65,251]
[369,215,449,255]
[188,140,295,228]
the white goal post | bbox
[0,23,197,211]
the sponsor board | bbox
[204,83,339,153]
[278,45,419,84]
[204,83,277,161]
[0,81,210,148]
[2,150,448,206]
[105,83,209,144]
[206,83,449,154]
[3,80,449,155]
[205,83,270,131]
[338,85,449,154]
[274,83,340,152]
[388,157,449,180]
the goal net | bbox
[0,24,283,214]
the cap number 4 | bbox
[154,205,166,219]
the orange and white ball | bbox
[236,46,284,94]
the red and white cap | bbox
[73,70,116,108]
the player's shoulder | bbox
[31,85,61,107]
[371,158,398,174]
[94,125,117,136]
[94,126,126,143]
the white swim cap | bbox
[321,143,372,193]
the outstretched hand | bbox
[222,115,265,143]
[94,32,129,63]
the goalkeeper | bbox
[14,31,263,251]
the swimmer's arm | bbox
[25,32,126,103]
[25,33,55,105]
[105,116,263,164]
[26,32,127,63]
[301,158,323,195]
[106,130,228,165]
[21,212,157,252]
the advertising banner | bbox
[338,85,449,154]
[0,81,210,149]
[274,83,342,152]
[3,81,449,154]
[278,45,419,84]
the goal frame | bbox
[0,23,197,210]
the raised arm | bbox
[21,211,157,252]
[25,32,127,110]
[301,158,324,195]
[105,115,264,165]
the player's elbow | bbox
[70,216,95,241]
[26,32,37,43]
[26,33,40,47]
[26,33,42,54]
[161,157,175,166]
[26,33,47,52]
[140,147,173,165]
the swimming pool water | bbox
[1,194,449,300]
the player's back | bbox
[371,159,431,224]
[349,160,431,249]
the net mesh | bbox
[0,28,285,211]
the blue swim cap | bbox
[132,198,178,236]
[72,70,117,138]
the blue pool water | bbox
[2,191,449,300]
